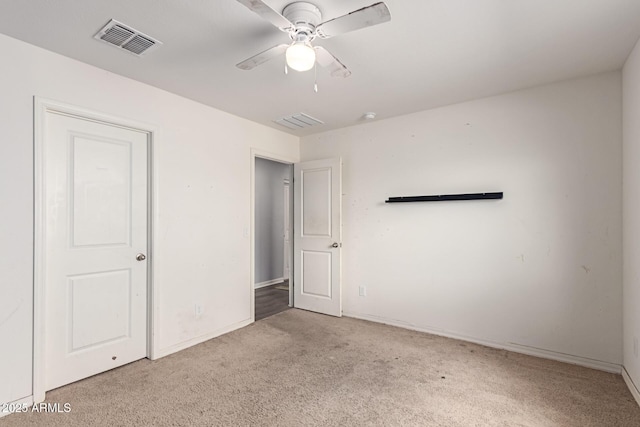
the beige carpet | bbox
[3,309,640,426]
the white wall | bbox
[301,72,623,369]
[0,33,298,406]
[254,158,291,285]
[623,38,640,397]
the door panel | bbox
[301,168,332,237]
[301,251,332,298]
[69,269,132,352]
[294,158,342,317]
[71,136,131,247]
[44,112,148,391]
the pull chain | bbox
[284,63,288,75]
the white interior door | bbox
[294,158,342,317]
[44,111,148,391]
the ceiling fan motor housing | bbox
[283,2,322,41]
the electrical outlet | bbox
[195,304,204,318]
[634,336,639,358]
[359,286,367,297]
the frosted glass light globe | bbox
[286,42,316,72]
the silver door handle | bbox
[331,242,339,248]
[136,253,146,261]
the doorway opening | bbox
[253,156,293,321]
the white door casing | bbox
[284,180,293,307]
[283,181,291,281]
[43,111,148,391]
[294,158,342,317]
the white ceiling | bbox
[1,0,640,136]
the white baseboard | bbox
[623,367,640,407]
[153,317,253,359]
[1,395,33,418]
[254,278,284,289]
[343,311,621,374]
[504,342,621,373]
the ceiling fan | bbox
[235,0,391,79]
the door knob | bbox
[136,253,146,261]
[331,242,339,248]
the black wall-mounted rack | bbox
[385,192,503,203]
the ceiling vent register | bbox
[94,19,162,56]
[274,113,324,130]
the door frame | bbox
[250,148,296,321]
[33,98,158,402]
[283,179,291,305]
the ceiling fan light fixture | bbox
[286,42,316,71]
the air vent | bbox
[274,113,324,130]
[94,20,162,56]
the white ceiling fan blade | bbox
[314,46,351,78]
[316,2,391,39]
[236,44,289,70]
[236,0,293,31]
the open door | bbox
[293,158,342,317]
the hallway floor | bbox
[255,281,290,321]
